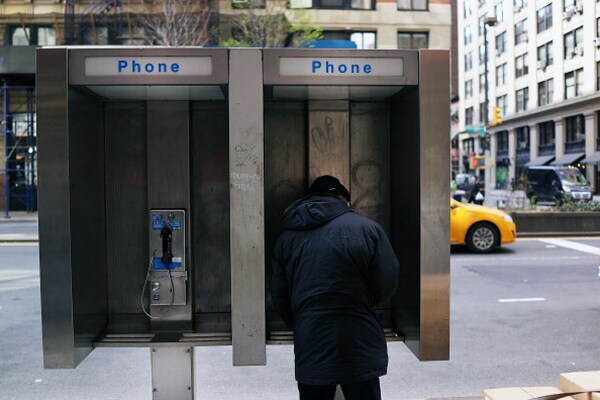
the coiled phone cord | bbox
[140,250,176,319]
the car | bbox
[526,166,592,205]
[451,198,517,253]
[455,173,475,191]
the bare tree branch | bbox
[137,0,215,46]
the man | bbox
[270,175,400,400]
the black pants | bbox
[298,377,381,400]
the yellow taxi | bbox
[451,198,517,253]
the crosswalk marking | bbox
[538,238,600,256]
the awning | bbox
[582,151,600,164]
[550,152,585,166]
[525,155,554,167]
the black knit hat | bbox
[308,175,351,202]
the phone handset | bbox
[160,224,173,266]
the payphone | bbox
[37,46,450,399]
[142,210,187,316]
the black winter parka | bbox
[270,194,400,386]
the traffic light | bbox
[470,155,486,169]
[490,106,502,126]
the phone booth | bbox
[37,47,449,399]
[260,49,450,361]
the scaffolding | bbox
[1,82,36,218]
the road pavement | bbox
[1,236,600,399]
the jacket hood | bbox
[282,194,352,231]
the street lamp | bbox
[482,16,497,195]
[483,16,497,127]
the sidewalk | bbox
[0,211,39,242]
[0,210,38,222]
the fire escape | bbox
[64,0,124,45]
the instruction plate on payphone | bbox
[148,210,187,306]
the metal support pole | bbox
[150,347,194,400]
[3,81,9,219]
[483,17,497,201]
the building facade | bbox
[457,0,600,195]
[0,0,451,213]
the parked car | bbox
[451,198,517,253]
[526,166,592,205]
[455,173,475,191]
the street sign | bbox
[465,125,485,134]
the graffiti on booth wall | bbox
[351,159,386,225]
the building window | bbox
[516,87,529,112]
[496,63,506,86]
[397,32,428,49]
[497,131,509,152]
[479,14,487,36]
[538,121,555,154]
[351,32,376,48]
[514,19,527,45]
[479,73,486,94]
[479,101,488,124]
[465,80,473,98]
[537,4,552,33]
[398,0,427,11]
[565,114,585,146]
[495,31,506,55]
[597,62,600,91]
[311,0,374,9]
[563,0,582,13]
[564,27,583,59]
[465,107,474,126]
[465,52,473,71]
[515,54,528,78]
[479,43,486,64]
[537,42,553,69]
[495,1,505,22]
[80,25,109,45]
[514,0,527,11]
[464,25,472,45]
[324,31,376,48]
[516,126,530,151]
[496,94,507,116]
[538,79,554,106]
[565,69,583,99]
[464,0,472,18]
[10,26,56,46]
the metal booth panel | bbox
[190,101,231,330]
[104,102,148,324]
[350,102,391,234]
[264,101,307,332]
[229,49,266,366]
[390,50,450,361]
[37,48,108,368]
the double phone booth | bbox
[37,47,450,399]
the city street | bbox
[1,237,599,400]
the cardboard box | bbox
[559,371,600,400]
[483,387,574,400]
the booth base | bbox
[93,329,402,347]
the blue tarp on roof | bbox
[307,40,357,49]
